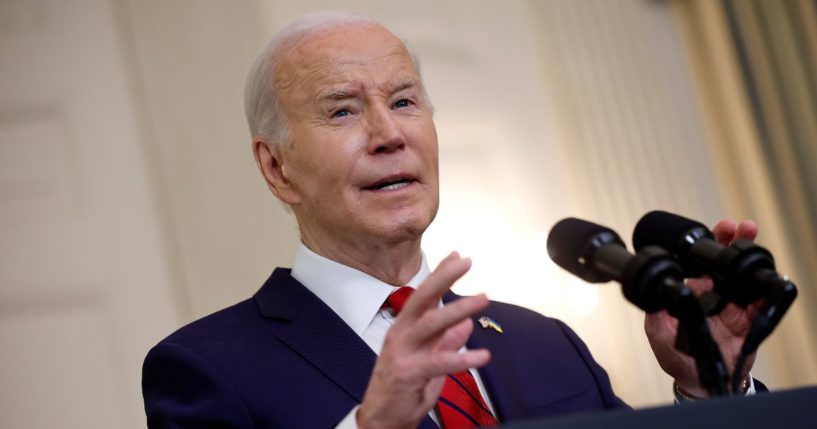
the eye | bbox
[393,98,413,109]
[331,108,351,118]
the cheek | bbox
[302,142,365,201]
[416,120,439,160]
[294,128,359,173]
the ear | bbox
[253,139,301,205]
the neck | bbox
[300,232,423,286]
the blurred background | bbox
[1,0,815,427]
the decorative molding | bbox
[0,106,79,220]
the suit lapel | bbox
[443,292,528,423]
[256,269,437,429]
[255,268,376,402]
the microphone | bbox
[547,217,730,395]
[546,217,629,284]
[633,210,798,391]
[632,210,794,307]
[547,217,690,313]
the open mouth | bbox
[363,175,417,191]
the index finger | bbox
[734,220,758,242]
[712,219,758,245]
[712,219,737,245]
[398,252,471,320]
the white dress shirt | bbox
[290,243,496,428]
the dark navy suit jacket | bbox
[142,268,627,428]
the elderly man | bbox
[142,12,761,429]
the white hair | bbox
[244,12,376,146]
[243,11,428,146]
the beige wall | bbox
[0,0,180,427]
[1,0,814,427]
[120,0,295,320]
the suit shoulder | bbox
[485,299,564,329]
[155,298,266,351]
[156,268,299,350]
[481,298,598,358]
[476,298,628,410]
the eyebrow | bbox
[317,78,419,102]
[317,87,356,101]
[394,78,418,93]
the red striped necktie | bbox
[385,287,499,428]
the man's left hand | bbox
[644,219,762,398]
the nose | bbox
[366,105,406,155]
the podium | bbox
[504,386,817,429]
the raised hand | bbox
[357,252,491,429]
[644,220,762,398]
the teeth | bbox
[379,181,410,191]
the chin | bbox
[375,209,436,244]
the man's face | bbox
[272,24,439,248]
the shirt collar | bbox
[291,243,431,336]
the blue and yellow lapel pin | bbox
[478,316,503,334]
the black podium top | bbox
[504,386,817,429]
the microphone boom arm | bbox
[619,246,730,396]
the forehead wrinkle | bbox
[276,35,420,114]
[317,76,418,102]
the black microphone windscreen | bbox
[547,217,624,278]
[632,210,709,252]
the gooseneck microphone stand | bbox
[729,275,798,392]
[618,246,730,397]
[632,211,800,393]
[547,217,733,396]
